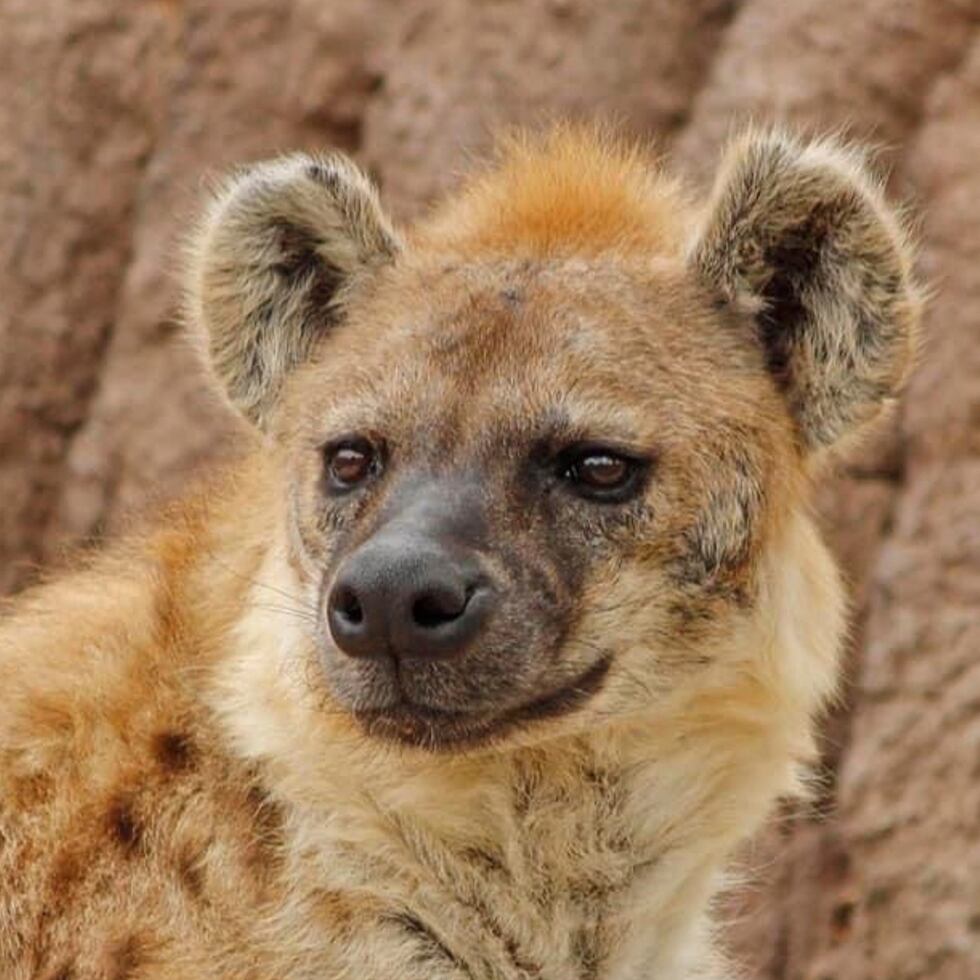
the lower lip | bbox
[353,655,612,750]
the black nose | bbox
[327,539,493,662]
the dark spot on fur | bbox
[503,935,543,977]
[572,923,605,980]
[582,765,609,789]
[43,963,75,980]
[570,877,617,907]
[387,913,465,968]
[47,849,83,908]
[312,888,361,933]
[11,771,54,807]
[669,444,762,604]
[500,286,523,306]
[242,781,286,876]
[462,845,509,877]
[106,933,146,980]
[473,908,543,977]
[245,781,277,822]
[175,845,206,900]
[106,798,142,855]
[306,161,341,192]
[152,731,194,772]
[512,757,546,819]
[453,871,545,977]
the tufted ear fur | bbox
[690,129,922,455]
[185,153,400,429]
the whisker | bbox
[204,547,316,606]
[252,601,319,625]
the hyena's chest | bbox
[277,765,665,980]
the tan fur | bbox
[416,125,690,259]
[0,125,919,979]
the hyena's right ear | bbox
[185,153,401,429]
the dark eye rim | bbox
[555,442,652,503]
[321,434,384,494]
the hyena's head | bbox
[188,126,919,751]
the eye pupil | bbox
[578,454,628,487]
[326,442,375,488]
[559,445,646,501]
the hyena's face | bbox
[188,129,918,750]
[281,257,791,749]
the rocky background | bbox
[1,1,978,977]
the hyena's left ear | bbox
[186,153,400,429]
[690,129,922,455]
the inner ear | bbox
[186,153,401,431]
[755,201,837,388]
[268,217,348,318]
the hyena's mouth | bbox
[353,655,612,751]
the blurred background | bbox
[1,1,978,977]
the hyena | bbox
[0,125,920,979]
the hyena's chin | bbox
[344,654,613,752]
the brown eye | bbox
[324,438,378,491]
[576,454,628,488]
[561,445,646,502]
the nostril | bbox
[411,584,470,629]
[332,585,364,626]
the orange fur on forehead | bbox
[415,125,690,258]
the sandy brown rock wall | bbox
[1,2,977,976]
